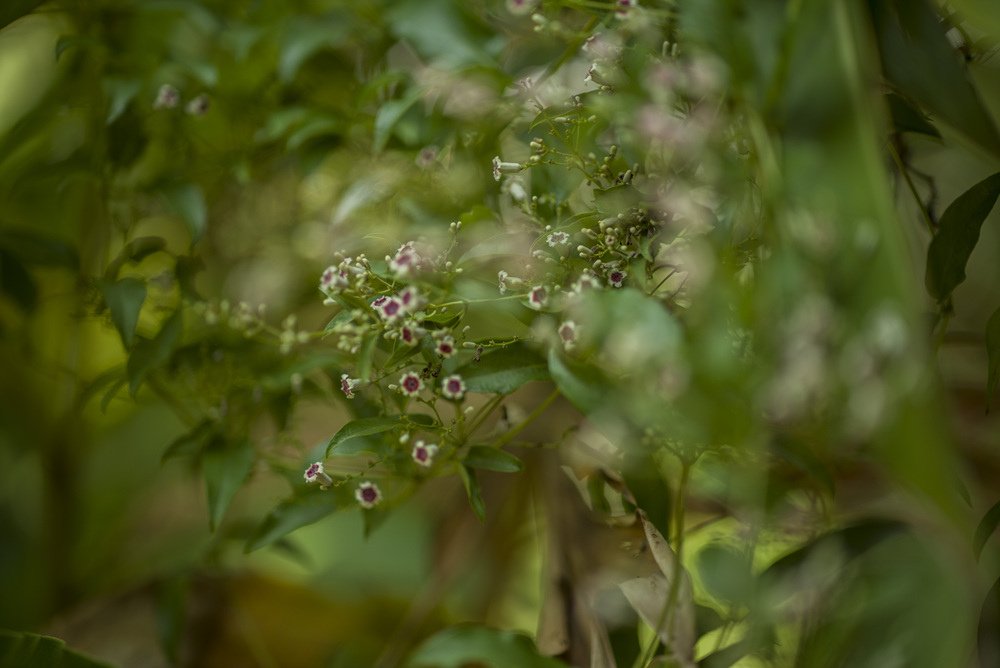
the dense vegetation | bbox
[2,0,1000,666]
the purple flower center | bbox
[402,328,414,343]
[322,269,334,283]
[404,376,420,392]
[415,448,428,461]
[306,464,319,476]
[372,296,387,307]
[447,380,462,394]
[361,487,378,503]
[531,287,547,303]
[383,300,400,316]
[439,343,453,354]
[610,271,624,283]
[560,325,575,341]
[341,378,352,394]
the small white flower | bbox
[340,374,360,399]
[498,270,509,295]
[304,462,332,486]
[608,269,627,288]
[491,156,522,181]
[528,285,549,309]
[355,481,382,508]
[185,94,210,116]
[153,84,180,109]
[398,286,425,313]
[615,0,637,18]
[378,297,404,322]
[505,0,537,15]
[399,372,424,396]
[546,231,570,247]
[389,242,421,277]
[411,440,439,467]
[441,374,466,400]
[320,265,349,292]
[572,272,602,294]
[436,335,456,358]
[399,322,422,347]
[558,321,578,350]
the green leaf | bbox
[326,415,408,457]
[203,440,254,531]
[162,420,216,463]
[925,172,1000,302]
[101,277,146,348]
[162,183,207,244]
[127,310,182,395]
[457,464,486,522]
[0,248,37,312]
[0,630,113,668]
[154,576,189,666]
[406,625,563,668]
[975,499,1000,560]
[246,493,337,552]
[697,543,754,604]
[870,0,1000,156]
[373,89,422,152]
[987,306,1000,410]
[279,16,352,82]
[104,77,140,124]
[546,348,605,414]
[456,343,549,394]
[464,445,523,473]
[622,447,671,547]
[357,334,377,382]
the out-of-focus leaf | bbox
[619,512,696,664]
[0,0,44,31]
[127,309,182,395]
[100,277,146,348]
[326,415,429,456]
[162,419,216,462]
[925,172,1000,302]
[0,228,79,269]
[986,306,1000,410]
[386,0,498,69]
[175,255,203,299]
[695,604,725,638]
[373,89,422,152]
[697,543,754,605]
[0,630,113,668]
[406,625,563,668]
[0,248,37,312]
[761,519,906,583]
[246,492,337,553]
[154,576,189,666]
[623,447,671,540]
[357,334,377,381]
[456,343,548,394]
[279,16,352,82]
[547,349,605,414]
[457,464,486,522]
[974,499,1000,560]
[104,77,140,124]
[464,445,522,473]
[886,93,940,138]
[870,0,1000,156]
[979,574,1000,667]
[104,236,168,278]
[203,439,254,531]
[162,182,207,244]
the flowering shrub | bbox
[3,0,1000,666]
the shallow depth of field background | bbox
[2,1,1000,667]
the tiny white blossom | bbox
[399,372,424,396]
[411,440,439,467]
[355,481,382,508]
[441,374,466,400]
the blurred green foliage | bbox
[1,0,1000,667]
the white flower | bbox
[558,321,578,350]
[399,372,424,396]
[153,84,180,109]
[436,335,456,358]
[304,462,332,486]
[378,297,404,322]
[389,242,421,277]
[340,374,360,399]
[607,269,627,288]
[411,440,439,467]
[546,231,570,247]
[355,481,382,508]
[185,94,210,116]
[441,374,466,400]
[528,285,548,309]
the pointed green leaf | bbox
[203,440,254,531]
[246,492,337,552]
[162,183,207,244]
[886,93,940,138]
[925,172,1000,302]
[0,248,37,312]
[871,0,1000,156]
[373,89,422,152]
[464,445,523,473]
[326,415,421,457]
[456,343,549,394]
[975,499,1000,560]
[457,464,486,522]
[101,277,146,348]
[547,348,605,414]
[127,310,182,395]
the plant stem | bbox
[487,388,560,449]
[888,141,935,234]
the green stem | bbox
[429,293,525,310]
[465,394,506,439]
